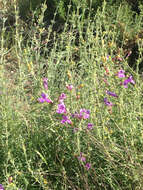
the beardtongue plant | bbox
[37,68,136,180]
[37,78,93,169]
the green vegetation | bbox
[0,0,143,189]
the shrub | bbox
[1,1,143,189]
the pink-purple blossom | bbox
[78,152,86,162]
[87,123,93,130]
[85,163,91,170]
[56,102,66,114]
[78,153,91,170]
[104,97,113,106]
[117,69,125,78]
[43,78,48,90]
[123,75,135,88]
[106,90,118,98]
[38,93,53,103]
[72,109,90,120]
[66,84,73,90]
[71,112,79,118]
[0,184,4,190]
[61,115,72,124]
[79,109,90,119]
[59,93,66,102]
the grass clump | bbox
[0,1,143,189]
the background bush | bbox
[18,0,143,24]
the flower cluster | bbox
[38,81,92,129]
[104,69,135,107]
[59,93,66,102]
[35,52,136,181]
[117,69,125,78]
[72,109,90,120]
[72,109,93,131]
[78,152,91,170]
[38,78,53,103]
[61,115,72,124]
[117,69,135,88]
[56,93,72,125]
[38,93,53,103]
[56,101,67,114]
[122,75,135,88]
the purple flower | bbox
[72,109,90,119]
[104,97,113,106]
[87,123,93,130]
[56,102,66,114]
[79,109,90,119]
[129,76,135,84]
[66,84,73,90]
[38,93,53,103]
[85,163,91,170]
[61,115,72,124]
[59,93,66,102]
[0,184,4,190]
[117,69,125,78]
[43,78,48,90]
[78,152,86,162]
[71,112,79,118]
[123,75,135,88]
[73,128,79,133]
[106,90,118,98]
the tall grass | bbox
[0,1,143,189]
